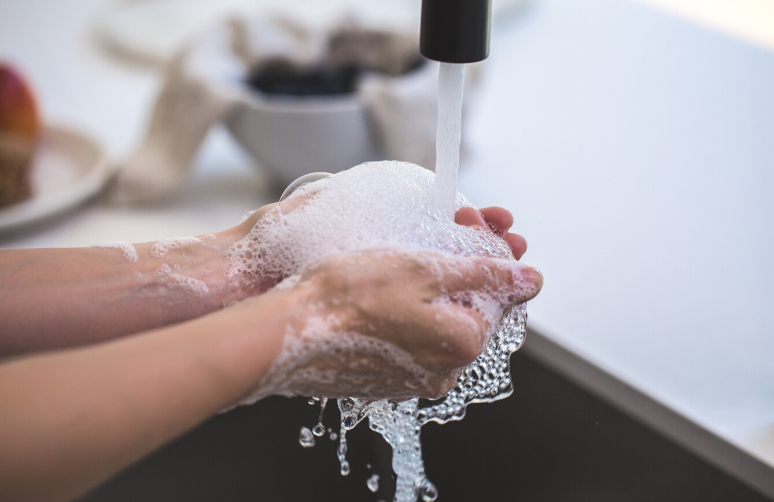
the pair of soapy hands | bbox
[230,200,542,400]
[0,198,538,502]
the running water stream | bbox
[433,63,466,220]
[295,62,530,502]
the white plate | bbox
[95,0,528,65]
[0,125,114,232]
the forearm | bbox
[0,287,296,502]
[0,226,259,356]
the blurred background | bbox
[1,0,773,500]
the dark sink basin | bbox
[79,339,773,502]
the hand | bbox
[455,206,528,259]
[227,200,541,400]
[227,200,531,291]
[252,247,542,401]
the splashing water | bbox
[337,427,350,476]
[298,426,315,448]
[301,305,527,499]
[327,304,525,500]
[312,397,328,437]
[367,473,380,493]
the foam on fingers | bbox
[222,161,534,394]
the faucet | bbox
[420,0,492,63]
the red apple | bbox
[0,64,40,141]
[0,64,40,206]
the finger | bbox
[454,206,486,227]
[479,207,514,233]
[434,254,543,305]
[456,207,525,259]
[504,232,527,260]
[425,301,489,368]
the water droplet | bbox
[329,432,338,441]
[313,397,328,436]
[336,427,349,476]
[419,479,438,501]
[366,473,380,492]
[298,427,315,448]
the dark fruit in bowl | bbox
[0,64,41,207]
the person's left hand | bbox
[222,202,531,296]
[455,206,527,260]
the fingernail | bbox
[521,267,543,289]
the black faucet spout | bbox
[420,0,492,63]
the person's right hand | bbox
[251,247,542,401]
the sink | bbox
[79,338,773,502]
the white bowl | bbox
[225,91,380,185]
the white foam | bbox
[150,237,202,258]
[224,162,537,394]
[154,263,172,277]
[167,273,209,297]
[224,162,516,287]
[93,241,138,263]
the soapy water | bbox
[222,160,531,501]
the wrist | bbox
[129,229,251,315]
[195,282,313,404]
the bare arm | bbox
[0,205,277,356]
[0,286,294,502]
[0,204,525,358]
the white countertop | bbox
[459,0,774,465]
[2,0,773,470]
